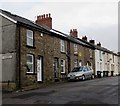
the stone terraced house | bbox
[1,9,95,90]
[95,43,119,77]
[1,9,119,90]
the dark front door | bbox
[54,58,59,81]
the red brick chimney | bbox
[70,29,78,38]
[35,13,52,29]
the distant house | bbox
[117,52,120,75]
[94,42,119,77]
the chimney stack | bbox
[70,29,78,38]
[35,13,52,29]
[82,36,87,41]
[118,52,120,56]
[97,42,101,47]
[89,40,95,44]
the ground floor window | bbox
[79,60,82,66]
[100,63,102,71]
[60,59,65,73]
[26,54,34,73]
[111,64,114,71]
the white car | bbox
[67,66,94,81]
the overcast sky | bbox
[1,1,119,52]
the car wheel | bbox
[91,74,94,79]
[82,75,85,81]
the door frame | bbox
[54,57,59,81]
[37,56,43,82]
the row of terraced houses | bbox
[1,9,120,90]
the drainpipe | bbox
[18,25,21,89]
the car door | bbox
[87,66,92,78]
[83,66,88,78]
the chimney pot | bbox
[43,14,45,18]
[46,14,48,18]
[70,29,72,33]
[49,13,51,17]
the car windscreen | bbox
[71,67,83,72]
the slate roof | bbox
[1,9,94,48]
[0,9,115,53]
[0,9,50,33]
[50,29,93,48]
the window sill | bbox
[26,72,37,75]
[90,57,93,59]
[61,72,66,75]
[61,51,66,54]
[26,45,36,49]
[74,53,78,56]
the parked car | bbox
[67,66,94,81]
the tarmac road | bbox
[2,76,120,105]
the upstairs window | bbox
[113,55,114,63]
[107,53,109,61]
[74,44,78,54]
[89,49,92,58]
[27,29,33,46]
[60,40,65,52]
[99,51,102,60]
[60,59,65,73]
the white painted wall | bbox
[95,49,104,76]
[95,49,119,77]
[114,55,118,75]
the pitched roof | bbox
[1,9,114,52]
[50,29,93,48]
[1,9,95,48]
[0,9,50,33]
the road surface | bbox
[2,76,120,105]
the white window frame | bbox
[74,44,78,54]
[60,40,65,52]
[60,59,65,73]
[27,29,33,46]
[113,55,114,63]
[100,62,102,71]
[89,49,92,58]
[79,61,82,66]
[27,54,34,73]
[99,51,102,60]
[74,60,78,67]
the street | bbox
[2,76,120,105]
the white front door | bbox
[37,57,42,81]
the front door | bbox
[37,56,43,82]
[54,58,59,81]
